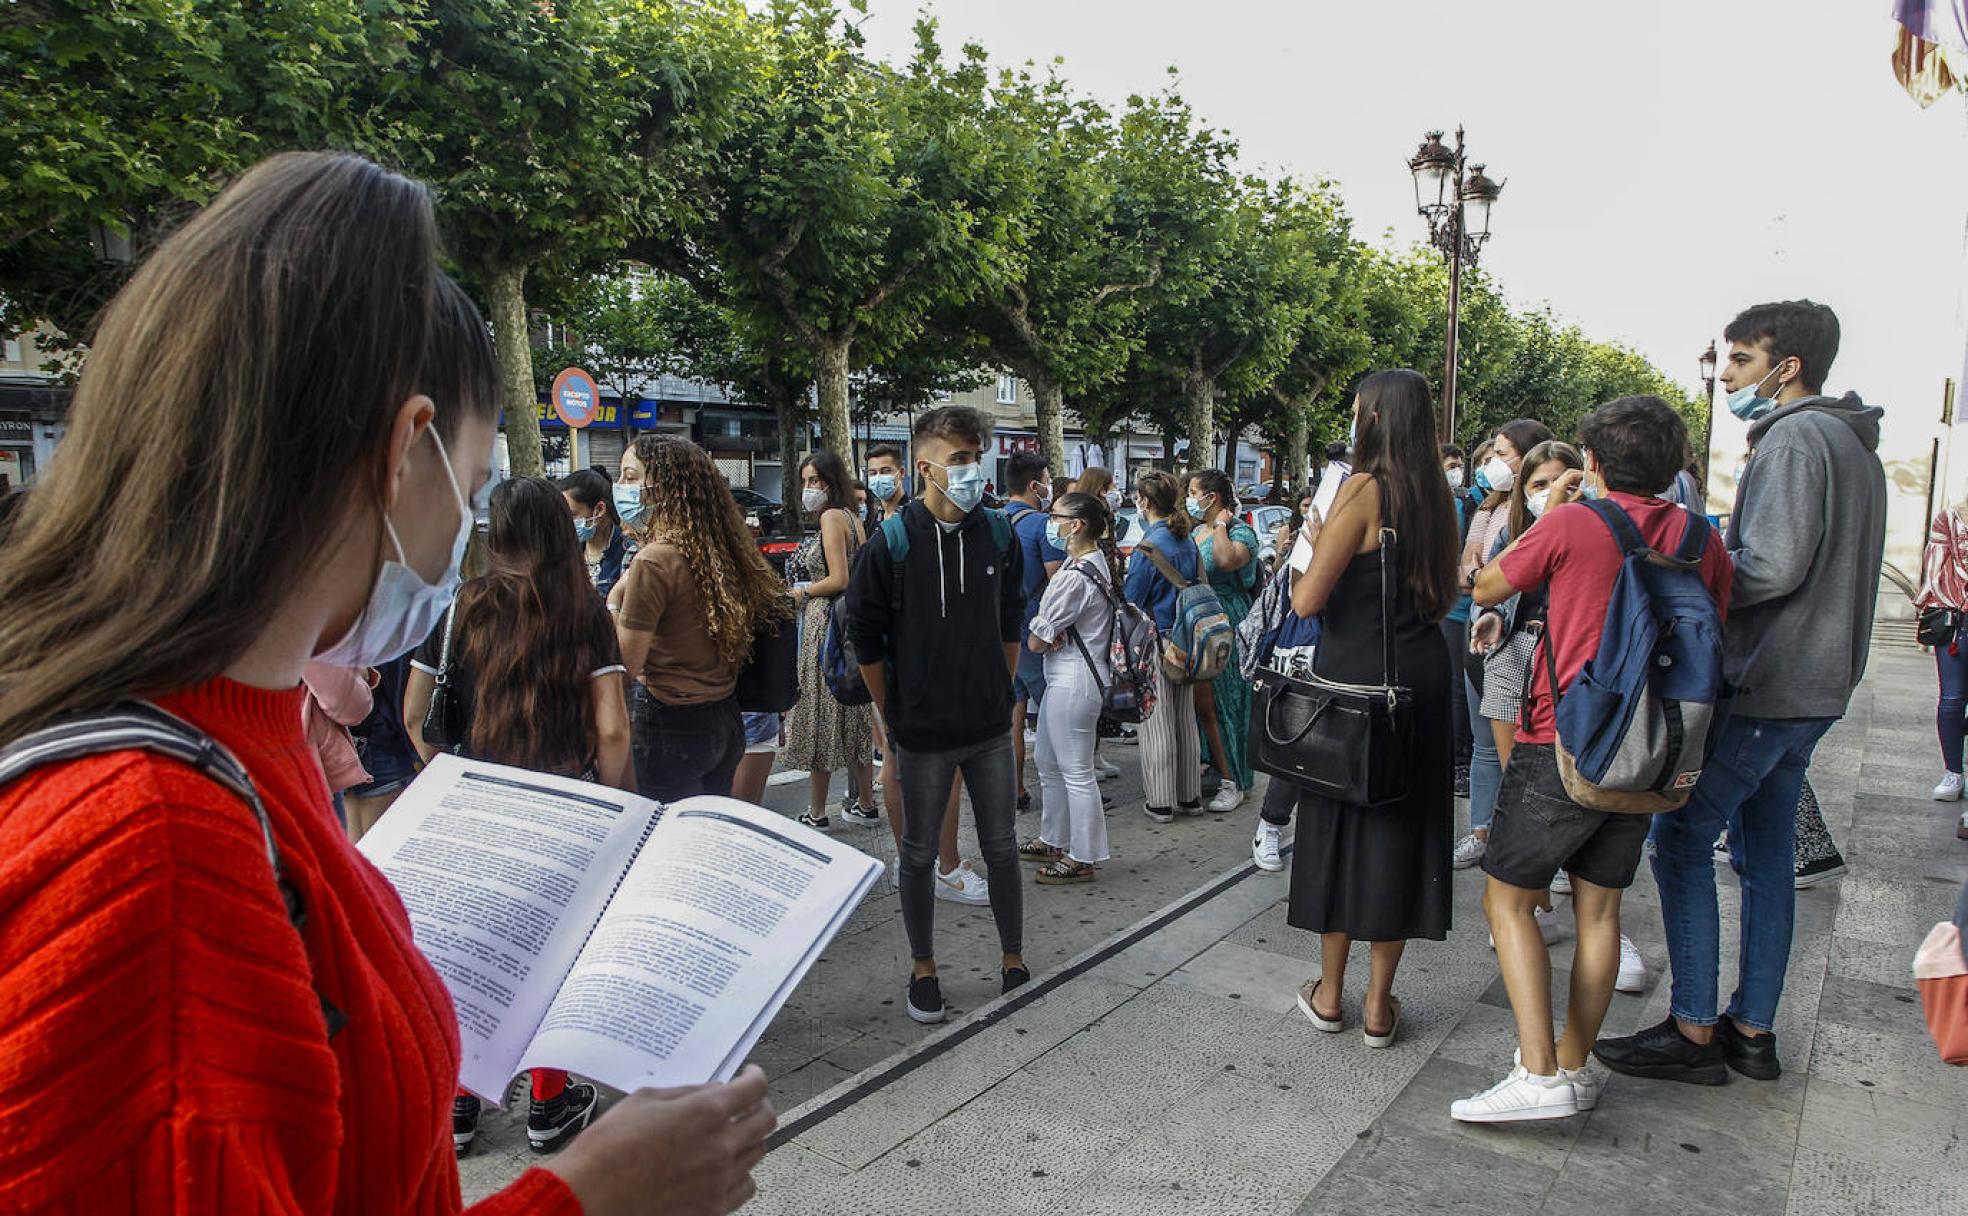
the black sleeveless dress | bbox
[1285,543,1454,942]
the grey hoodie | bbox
[1725,391,1887,719]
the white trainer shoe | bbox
[933,860,991,906]
[1616,934,1647,993]
[1512,1049,1602,1112]
[1550,869,1572,895]
[1935,771,1964,801]
[1093,754,1121,781]
[1207,783,1245,813]
[1450,1064,1579,1123]
[1452,832,1487,869]
[1252,823,1284,872]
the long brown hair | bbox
[1353,369,1459,621]
[0,152,498,743]
[1505,440,1584,541]
[1053,491,1126,590]
[1133,468,1192,538]
[1075,466,1115,502]
[629,436,793,667]
[454,478,617,773]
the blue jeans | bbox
[1938,644,1968,773]
[1650,713,1836,1032]
[1465,672,1502,833]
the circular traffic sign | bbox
[551,366,601,429]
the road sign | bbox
[551,367,601,429]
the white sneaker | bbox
[1512,1049,1601,1112]
[1452,833,1487,869]
[1935,771,1963,801]
[1252,823,1284,872]
[1486,907,1560,950]
[1616,934,1647,993]
[1093,755,1121,781]
[1450,1064,1578,1123]
[1023,727,1038,747]
[1550,870,1572,896]
[1208,784,1245,813]
[933,860,991,906]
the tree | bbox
[371,0,742,476]
[643,4,1008,457]
[0,0,415,358]
[533,273,697,418]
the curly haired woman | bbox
[615,436,795,802]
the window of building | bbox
[996,375,1018,405]
[2,337,20,364]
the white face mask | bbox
[316,426,476,668]
[1480,454,1515,493]
[801,486,827,514]
[1526,488,1550,519]
[1445,466,1465,490]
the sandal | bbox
[1363,996,1402,1049]
[1297,977,1343,1033]
[797,812,832,832]
[1035,858,1096,885]
[1018,839,1065,864]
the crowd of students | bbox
[0,148,1928,1214]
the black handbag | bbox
[735,604,801,713]
[1248,527,1412,807]
[420,606,465,751]
[1919,605,1962,649]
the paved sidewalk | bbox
[465,645,1968,1213]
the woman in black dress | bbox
[1285,368,1460,1048]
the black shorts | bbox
[1481,742,1651,891]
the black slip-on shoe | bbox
[1002,966,1031,995]
[907,973,946,1024]
[1593,1016,1730,1085]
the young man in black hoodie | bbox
[1597,300,1886,1086]
[848,405,1029,1024]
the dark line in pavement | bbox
[767,840,1294,1148]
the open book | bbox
[358,753,881,1102]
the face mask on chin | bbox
[316,426,475,668]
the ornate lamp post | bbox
[1698,340,1719,493]
[1408,129,1503,444]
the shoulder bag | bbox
[1248,527,1412,807]
[420,606,465,751]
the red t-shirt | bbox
[1497,492,1733,745]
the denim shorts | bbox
[1481,742,1651,891]
[742,711,781,752]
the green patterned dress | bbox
[1198,520,1260,790]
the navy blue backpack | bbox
[1545,499,1724,813]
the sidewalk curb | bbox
[767,839,1294,1147]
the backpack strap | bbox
[881,513,911,616]
[0,702,347,1040]
[1135,541,1193,590]
[984,507,1013,554]
[1580,496,1649,557]
[1672,510,1711,565]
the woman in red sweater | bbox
[0,152,772,1215]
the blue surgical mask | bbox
[1045,519,1073,550]
[868,473,899,503]
[926,460,984,513]
[1185,496,1206,520]
[612,480,650,530]
[316,426,475,667]
[1474,467,1493,493]
[574,515,597,543]
[1726,364,1787,422]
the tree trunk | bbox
[1033,374,1067,483]
[814,337,853,458]
[774,386,805,540]
[1283,401,1310,500]
[485,263,544,478]
[1183,365,1214,475]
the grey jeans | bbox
[893,732,1024,961]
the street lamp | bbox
[1698,340,1719,495]
[1408,128,1503,443]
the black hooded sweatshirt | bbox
[845,499,1025,754]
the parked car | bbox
[728,484,785,536]
[1241,504,1293,572]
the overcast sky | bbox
[856,0,1968,503]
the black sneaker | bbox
[452,1094,482,1156]
[1454,764,1471,798]
[797,811,832,832]
[528,1083,599,1154]
[1593,1016,1729,1085]
[839,799,882,827]
[908,973,946,1024]
[1177,800,1205,818]
[1143,803,1175,824]
[1002,966,1031,995]
[1718,1019,1782,1080]
[1794,853,1847,889]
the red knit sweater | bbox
[0,678,582,1215]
